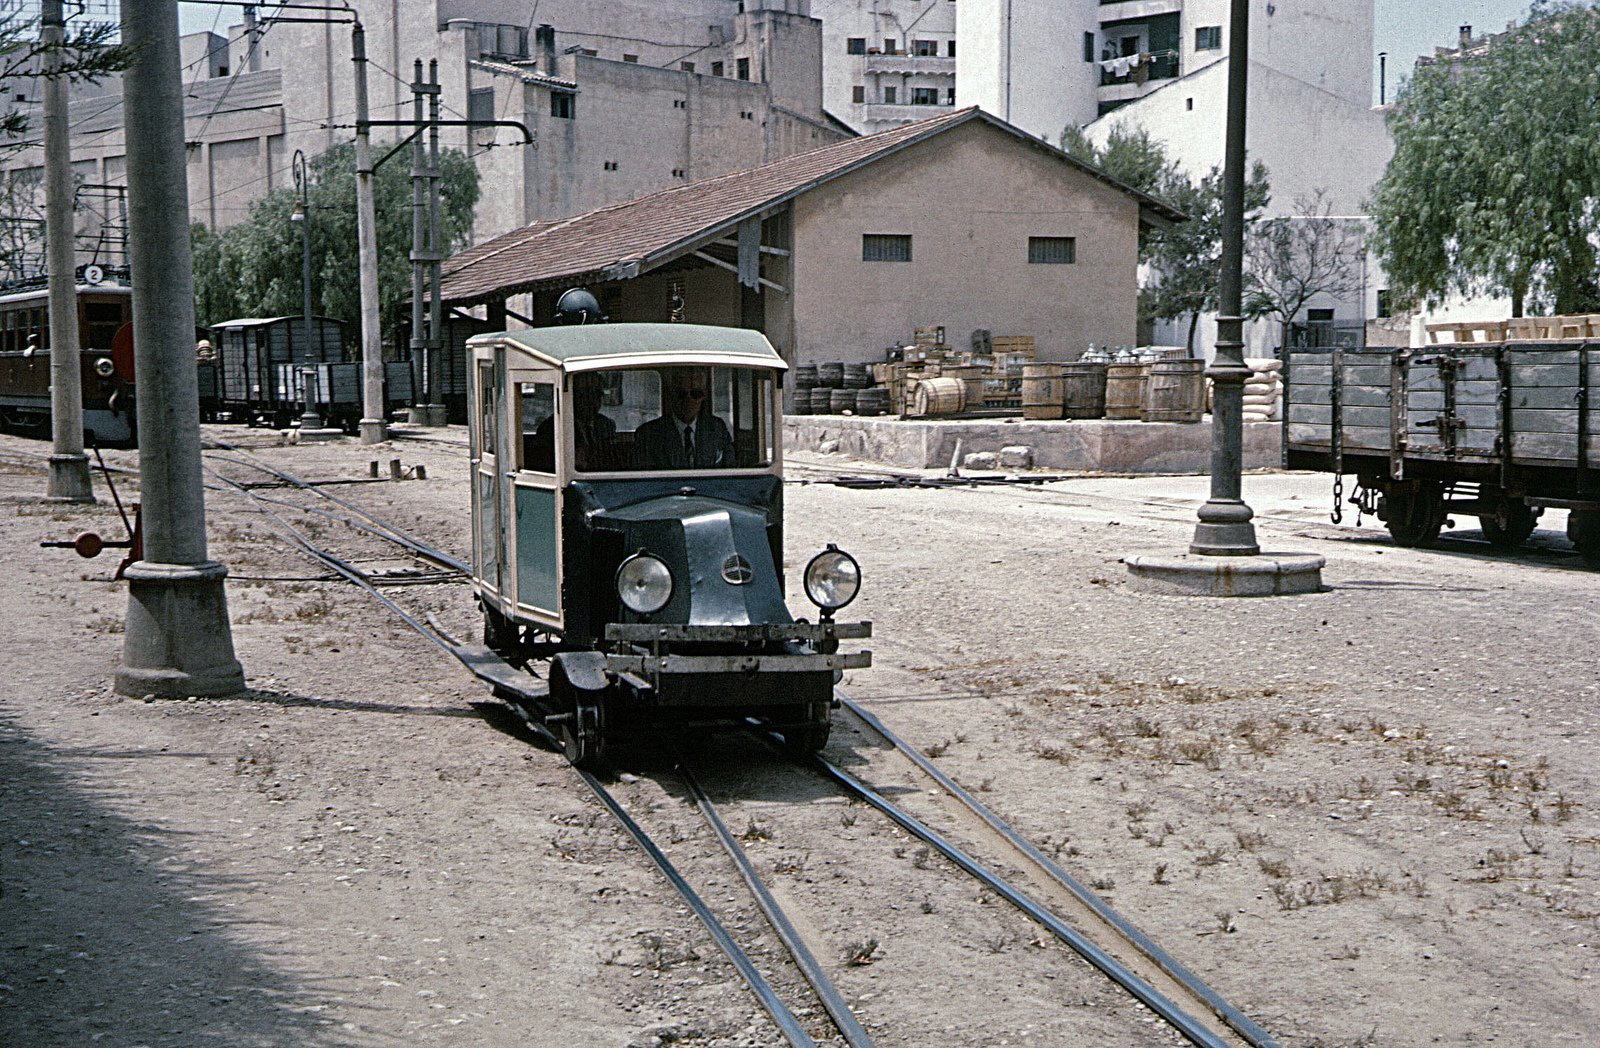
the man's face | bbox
[668,371,708,424]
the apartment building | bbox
[812,0,958,133]
[0,0,848,274]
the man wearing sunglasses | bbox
[632,367,733,470]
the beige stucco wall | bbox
[788,120,1140,363]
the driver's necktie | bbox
[682,425,694,467]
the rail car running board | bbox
[453,642,550,703]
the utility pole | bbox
[409,59,445,427]
[409,60,426,423]
[41,0,93,503]
[291,149,321,431]
[115,0,245,697]
[426,59,445,428]
[353,23,387,444]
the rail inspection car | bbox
[467,311,871,766]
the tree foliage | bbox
[1064,122,1270,351]
[1245,189,1367,339]
[191,143,480,342]
[1371,3,1600,316]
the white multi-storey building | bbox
[811,0,958,133]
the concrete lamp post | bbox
[1124,0,1324,597]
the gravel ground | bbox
[2,424,1596,1047]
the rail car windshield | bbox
[523,364,777,474]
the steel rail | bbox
[837,694,1280,1048]
[812,755,1232,1048]
[677,762,876,1048]
[216,486,820,1047]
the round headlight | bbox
[616,552,673,615]
[93,357,115,378]
[804,545,861,612]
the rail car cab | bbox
[467,321,871,765]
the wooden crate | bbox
[990,335,1035,369]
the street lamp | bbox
[1124,0,1324,596]
[291,149,321,431]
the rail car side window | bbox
[477,362,497,458]
[518,381,557,473]
[574,365,775,474]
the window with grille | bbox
[1028,237,1076,264]
[1195,26,1222,50]
[863,234,912,262]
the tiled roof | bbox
[441,107,1184,306]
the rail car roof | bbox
[467,323,788,374]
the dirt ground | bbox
[2,424,1597,1048]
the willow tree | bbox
[1371,3,1600,316]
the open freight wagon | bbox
[1283,339,1600,567]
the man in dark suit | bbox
[631,367,733,470]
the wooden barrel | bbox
[1141,359,1207,423]
[855,388,891,417]
[830,389,858,414]
[1104,362,1148,419]
[941,365,987,411]
[817,361,845,388]
[793,363,819,390]
[1020,363,1066,420]
[911,376,966,416]
[1061,362,1107,419]
[788,389,811,415]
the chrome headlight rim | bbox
[803,544,861,613]
[93,356,115,378]
[616,550,673,615]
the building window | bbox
[681,61,695,72]
[1083,32,1095,63]
[711,60,724,76]
[946,87,956,104]
[912,87,939,105]
[468,87,494,127]
[1186,97,1194,111]
[672,168,686,178]
[1196,26,1222,51]
[673,98,687,108]
[580,48,598,57]
[846,37,866,55]
[883,84,897,104]
[736,57,750,80]
[884,38,898,54]
[913,39,938,57]
[550,92,574,119]
[1377,290,1392,318]
[603,161,618,171]
[947,39,957,58]
[863,234,912,262]
[1028,237,1076,264]
[852,84,865,103]
[622,53,638,63]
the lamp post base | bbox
[1125,552,1325,597]
[46,453,95,503]
[115,560,246,697]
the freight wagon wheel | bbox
[1479,501,1538,550]
[550,653,610,769]
[1384,481,1445,548]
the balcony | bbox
[864,52,955,77]
[1098,0,1181,19]
[1098,50,1180,88]
[860,98,958,123]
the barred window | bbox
[863,234,912,263]
[1028,237,1076,264]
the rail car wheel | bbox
[1479,501,1539,550]
[1571,510,1600,570]
[1383,481,1445,548]
[777,703,832,759]
[550,652,611,769]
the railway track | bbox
[208,451,1278,1047]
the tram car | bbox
[208,315,413,431]
[0,278,136,444]
[467,309,871,766]
[1284,332,1600,567]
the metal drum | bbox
[1020,362,1066,420]
[1061,362,1108,419]
[1104,362,1149,420]
[1141,359,1207,423]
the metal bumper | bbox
[602,620,871,678]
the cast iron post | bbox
[353,23,387,444]
[115,0,245,697]
[292,149,321,431]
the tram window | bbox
[519,381,557,473]
[477,362,497,458]
[84,302,123,349]
[573,366,774,473]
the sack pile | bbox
[1241,358,1282,422]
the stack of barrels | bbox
[789,361,891,416]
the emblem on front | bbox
[720,554,753,585]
